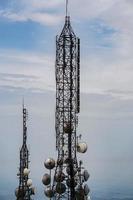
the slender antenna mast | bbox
[15,105,35,200]
[22,97,24,109]
[66,0,68,16]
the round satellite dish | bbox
[31,187,35,195]
[64,122,73,133]
[64,157,71,164]
[15,187,25,198]
[44,158,55,169]
[56,183,66,194]
[27,179,32,187]
[84,184,90,196]
[75,185,84,199]
[23,168,30,176]
[42,174,51,185]
[57,159,63,166]
[77,142,87,153]
[83,170,90,181]
[66,179,77,188]
[66,166,77,175]
[15,188,19,197]
[44,187,54,198]
[55,172,65,182]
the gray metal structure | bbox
[15,105,35,200]
[42,2,90,199]
[54,15,80,199]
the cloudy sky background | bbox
[0,0,133,199]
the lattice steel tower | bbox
[15,105,35,200]
[42,1,90,199]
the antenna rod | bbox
[66,0,68,16]
[22,97,24,109]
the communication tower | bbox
[42,1,90,199]
[15,105,35,200]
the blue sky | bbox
[0,0,133,199]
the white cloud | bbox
[1,0,133,30]
[69,0,115,19]
[28,12,62,26]
[0,0,64,26]
[0,10,26,21]
[0,9,62,26]
[0,49,55,91]
[20,0,64,10]
[81,54,133,99]
[0,0,133,99]
[0,48,133,100]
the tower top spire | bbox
[22,97,24,109]
[66,0,68,16]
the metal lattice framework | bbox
[42,15,90,200]
[55,16,80,199]
[15,106,35,200]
